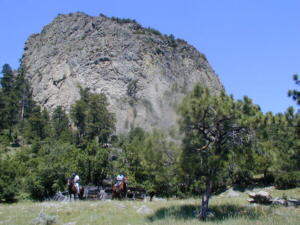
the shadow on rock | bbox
[147,203,267,222]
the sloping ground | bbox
[0,188,299,225]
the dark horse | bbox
[112,177,127,199]
[67,179,84,200]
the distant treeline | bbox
[0,63,299,204]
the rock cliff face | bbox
[22,12,223,133]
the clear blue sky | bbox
[0,0,299,113]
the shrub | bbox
[146,27,162,36]
[111,17,135,24]
[274,171,300,189]
[0,158,19,203]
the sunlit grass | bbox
[0,188,299,225]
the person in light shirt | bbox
[72,172,80,194]
[115,173,125,186]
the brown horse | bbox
[67,179,84,200]
[112,177,127,199]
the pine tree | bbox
[288,74,300,105]
[0,64,14,94]
[51,106,71,140]
[0,64,18,135]
[178,84,258,220]
[14,66,35,120]
[26,106,50,141]
[71,88,115,145]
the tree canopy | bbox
[178,84,261,220]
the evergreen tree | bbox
[76,141,111,185]
[0,64,14,94]
[117,128,146,185]
[51,106,71,141]
[25,106,50,141]
[178,84,258,220]
[0,157,19,203]
[0,92,7,132]
[71,88,115,145]
[71,97,86,143]
[0,64,34,138]
[19,141,79,200]
[14,66,35,120]
[117,128,180,196]
[0,64,19,136]
[288,74,300,105]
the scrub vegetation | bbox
[0,63,299,221]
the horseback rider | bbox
[115,173,125,186]
[72,172,80,194]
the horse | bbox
[112,177,127,199]
[67,178,84,200]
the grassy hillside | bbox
[0,187,299,225]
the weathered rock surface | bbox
[248,191,300,206]
[248,191,272,204]
[22,12,223,133]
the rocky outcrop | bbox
[22,12,223,133]
[247,191,300,206]
[248,191,273,204]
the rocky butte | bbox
[22,12,223,134]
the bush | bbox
[0,158,19,203]
[24,141,79,200]
[232,170,254,188]
[274,171,300,189]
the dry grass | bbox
[0,188,299,225]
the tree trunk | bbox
[199,179,213,221]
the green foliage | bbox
[178,84,259,188]
[0,62,299,204]
[24,106,51,141]
[288,74,300,105]
[51,106,72,141]
[0,87,19,133]
[0,64,35,140]
[0,157,19,203]
[14,66,35,120]
[71,88,115,145]
[16,141,79,200]
[13,138,113,200]
[146,27,162,36]
[1,64,14,94]
[76,141,112,185]
[111,16,137,24]
[274,171,300,189]
[177,84,261,219]
[116,128,180,196]
[254,107,300,182]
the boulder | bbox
[272,197,300,206]
[248,191,272,204]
